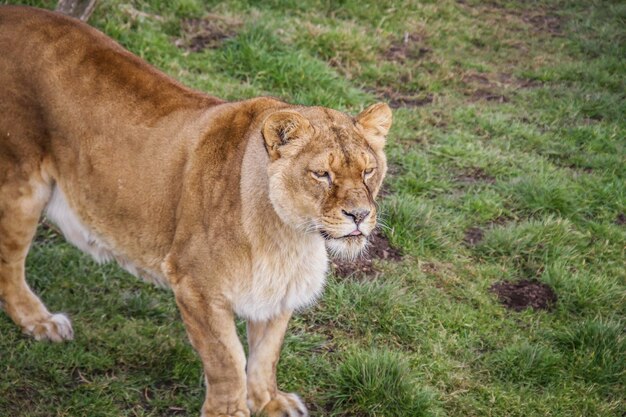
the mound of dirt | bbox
[490,280,557,311]
[331,229,402,278]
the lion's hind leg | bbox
[0,170,73,342]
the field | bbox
[1,0,624,416]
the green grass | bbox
[1,0,625,416]
[325,349,435,417]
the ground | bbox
[0,1,624,416]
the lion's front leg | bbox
[173,284,249,417]
[246,311,308,417]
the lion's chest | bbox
[231,236,328,321]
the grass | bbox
[325,349,435,417]
[1,0,624,416]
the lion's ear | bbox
[262,111,312,161]
[356,103,392,150]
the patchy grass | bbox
[1,0,625,416]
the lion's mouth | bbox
[320,229,366,240]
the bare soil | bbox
[462,71,539,103]
[331,229,402,278]
[368,87,433,109]
[387,93,434,109]
[469,89,510,103]
[488,215,513,226]
[384,32,431,62]
[464,227,485,246]
[490,280,557,311]
[374,31,433,109]
[464,215,515,247]
[455,167,496,184]
[175,15,241,52]
[521,12,562,36]
[457,1,563,37]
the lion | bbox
[0,6,391,417]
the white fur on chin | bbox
[325,236,368,261]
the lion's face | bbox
[263,103,392,259]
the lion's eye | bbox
[311,170,332,186]
[363,168,375,178]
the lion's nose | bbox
[342,209,371,226]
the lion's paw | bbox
[201,410,249,417]
[259,392,308,417]
[23,313,74,342]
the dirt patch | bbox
[384,31,431,62]
[616,213,626,226]
[462,71,539,103]
[455,167,496,184]
[465,215,516,247]
[497,72,540,89]
[463,72,539,90]
[464,227,485,246]
[420,261,459,291]
[420,261,455,277]
[469,89,509,103]
[175,14,241,52]
[368,87,433,109]
[2,385,40,416]
[387,93,433,109]
[490,280,557,311]
[331,229,402,278]
[457,1,562,37]
[568,164,594,174]
[375,31,434,108]
[521,12,561,36]
[488,215,513,226]
[120,4,165,23]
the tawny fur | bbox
[0,6,391,417]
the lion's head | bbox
[262,103,392,260]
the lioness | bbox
[0,6,391,417]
